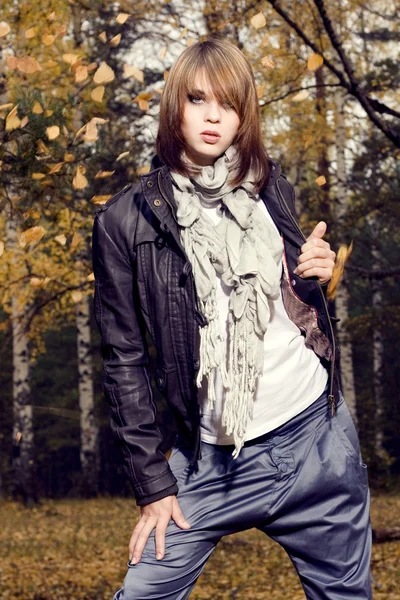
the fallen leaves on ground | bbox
[0,494,399,599]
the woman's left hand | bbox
[293,221,336,284]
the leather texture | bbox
[91,156,341,506]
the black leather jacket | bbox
[91,156,341,506]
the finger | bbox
[307,221,327,241]
[130,517,157,564]
[300,237,330,255]
[155,518,170,560]
[297,266,332,281]
[129,517,148,559]
[298,247,332,264]
[172,499,191,530]
[295,258,334,277]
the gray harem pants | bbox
[114,385,372,599]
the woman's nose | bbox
[204,101,221,123]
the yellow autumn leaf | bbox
[63,53,79,65]
[47,11,56,21]
[91,195,112,204]
[71,232,83,249]
[0,103,13,111]
[304,134,313,149]
[64,153,75,162]
[256,85,265,99]
[95,170,115,179]
[159,46,167,59]
[164,71,169,80]
[315,175,327,186]
[55,234,67,246]
[45,109,53,117]
[83,120,99,142]
[0,22,11,37]
[307,53,324,71]
[7,56,18,70]
[32,173,46,179]
[0,241,4,257]
[91,86,105,103]
[19,226,46,248]
[251,12,266,29]
[25,27,36,39]
[6,106,21,131]
[133,92,154,102]
[116,151,129,161]
[327,242,353,301]
[72,167,88,190]
[98,31,107,43]
[37,140,50,154]
[110,34,121,47]
[71,290,83,303]
[138,99,149,111]
[46,126,60,140]
[87,272,95,281]
[261,56,275,69]
[48,162,64,174]
[32,102,43,114]
[137,165,150,175]
[93,62,115,84]
[186,38,195,47]
[17,56,42,74]
[20,116,29,128]
[116,13,130,24]
[30,277,43,287]
[179,27,188,39]
[291,89,310,102]
[46,59,58,68]
[123,64,144,82]
[42,34,55,46]
[75,65,88,83]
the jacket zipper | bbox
[276,179,337,415]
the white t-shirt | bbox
[198,195,329,444]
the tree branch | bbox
[264,0,400,147]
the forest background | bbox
[0,0,399,598]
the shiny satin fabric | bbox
[114,387,372,600]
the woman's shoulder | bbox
[94,181,142,216]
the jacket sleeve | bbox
[91,212,178,506]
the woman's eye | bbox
[188,94,204,104]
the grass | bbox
[1,494,399,599]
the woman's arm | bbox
[92,210,178,506]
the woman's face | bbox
[181,71,240,167]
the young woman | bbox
[92,38,372,600]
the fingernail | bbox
[131,556,138,564]
[156,553,162,560]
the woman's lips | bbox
[200,132,220,144]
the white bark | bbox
[5,202,37,505]
[76,295,99,495]
[368,219,385,457]
[333,88,357,423]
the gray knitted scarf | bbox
[171,146,283,458]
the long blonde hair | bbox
[156,37,270,191]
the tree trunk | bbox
[5,202,38,506]
[333,88,357,422]
[76,294,99,496]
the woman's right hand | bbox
[128,495,191,564]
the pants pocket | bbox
[332,396,369,487]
